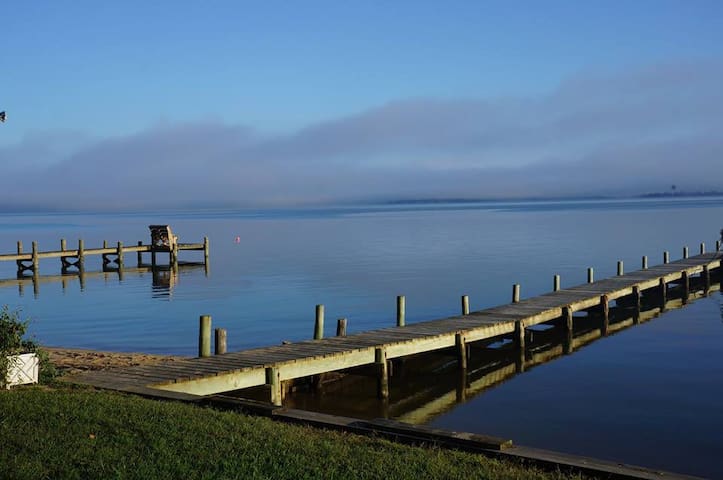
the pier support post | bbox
[703,266,710,294]
[617,261,624,276]
[60,239,67,271]
[117,241,124,269]
[632,286,641,324]
[683,246,689,259]
[512,284,520,303]
[31,241,39,273]
[642,256,648,270]
[203,236,210,266]
[314,305,324,340]
[15,241,23,274]
[514,320,525,350]
[681,271,689,304]
[659,278,667,309]
[562,306,573,354]
[78,239,85,272]
[587,268,594,283]
[137,241,143,267]
[266,367,283,406]
[455,333,467,370]
[375,348,389,399]
[717,240,721,251]
[461,295,469,315]
[199,315,212,357]
[214,328,227,355]
[396,295,405,327]
[600,295,609,336]
[663,251,669,264]
[553,275,560,292]
[336,318,347,337]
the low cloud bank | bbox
[2,60,722,210]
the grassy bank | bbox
[0,387,585,480]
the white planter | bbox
[5,353,39,389]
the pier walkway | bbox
[68,249,722,407]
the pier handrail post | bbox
[214,328,227,355]
[336,318,347,337]
[396,295,405,327]
[642,255,648,269]
[553,275,560,292]
[199,315,212,357]
[617,261,624,276]
[461,295,469,315]
[512,284,520,303]
[587,267,594,283]
[700,242,705,255]
[663,251,669,264]
[314,305,324,340]
[683,246,689,259]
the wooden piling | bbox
[562,306,573,354]
[461,295,469,315]
[663,251,669,264]
[512,284,520,303]
[78,239,85,271]
[632,286,641,324]
[617,261,624,276]
[717,239,721,251]
[30,241,39,273]
[553,274,560,292]
[587,267,594,284]
[642,255,648,269]
[266,367,282,406]
[700,242,705,255]
[137,241,143,267]
[117,241,124,269]
[514,320,525,350]
[681,271,689,303]
[199,315,212,358]
[703,265,710,293]
[375,347,389,399]
[60,239,66,251]
[396,295,405,327]
[659,278,667,308]
[336,318,347,337]
[214,328,227,355]
[683,246,688,259]
[16,241,23,273]
[600,294,609,336]
[203,236,210,265]
[455,332,467,370]
[314,305,324,340]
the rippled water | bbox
[1,197,722,477]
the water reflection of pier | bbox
[0,262,209,298]
[284,280,720,423]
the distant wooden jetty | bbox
[0,225,209,276]
[68,242,721,410]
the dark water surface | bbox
[1,197,722,477]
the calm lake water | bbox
[1,197,722,477]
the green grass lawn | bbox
[0,387,585,480]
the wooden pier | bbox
[0,228,209,277]
[68,246,722,409]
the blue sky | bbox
[2,1,723,208]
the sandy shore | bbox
[46,347,187,376]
